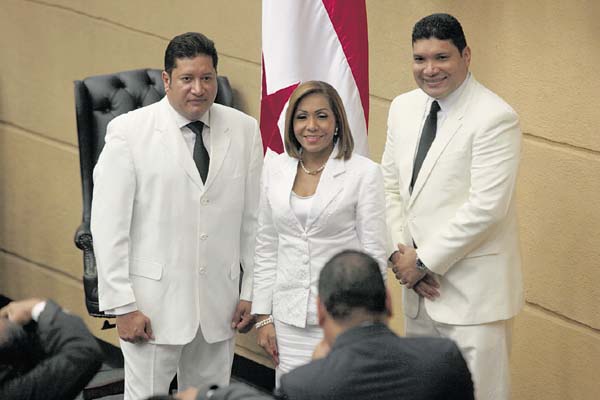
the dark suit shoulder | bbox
[281,331,473,400]
[393,337,474,400]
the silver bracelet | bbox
[255,315,274,329]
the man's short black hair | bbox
[318,250,386,321]
[0,319,32,366]
[412,13,467,53]
[164,32,218,76]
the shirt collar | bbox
[165,99,211,130]
[432,72,471,113]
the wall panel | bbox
[518,138,600,328]
[0,125,81,278]
[511,306,600,400]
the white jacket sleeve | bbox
[251,162,279,315]
[381,105,409,256]
[355,162,389,279]
[91,121,137,311]
[238,120,263,301]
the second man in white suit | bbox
[91,32,263,399]
[382,14,523,400]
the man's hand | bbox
[0,298,44,325]
[413,273,441,300]
[231,300,255,333]
[390,243,426,288]
[116,310,154,343]
[256,316,279,365]
[174,387,199,400]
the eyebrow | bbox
[413,52,450,57]
[296,108,330,113]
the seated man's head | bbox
[317,250,391,339]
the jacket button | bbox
[199,267,206,275]
[200,234,208,241]
[201,198,209,205]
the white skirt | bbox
[274,318,323,386]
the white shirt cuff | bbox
[106,302,138,316]
[31,301,47,322]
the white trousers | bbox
[405,298,513,400]
[274,319,323,387]
[119,323,235,400]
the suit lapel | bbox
[409,116,463,206]
[401,96,429,198]
[305,155,345,230]
[203,107,232,192]
[156,98,204,191]
[273,156,304,231]
[409,79,475,207]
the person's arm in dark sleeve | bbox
[0,300,103,400]
[204,383,277,400]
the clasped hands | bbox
[390,243,440,300]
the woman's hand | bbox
[256,316,279,366]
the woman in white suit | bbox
[251,81,388,382]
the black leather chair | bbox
[74,68,234,318]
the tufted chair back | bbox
[74,68,234,318]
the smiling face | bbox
[293,93,336,159]
[412,37,470,99]
[162,54,218,120]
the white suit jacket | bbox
[252,149,388,328]
[382,76,523,325]
[91,97,263,344]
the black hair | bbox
[318,250,386,321]
[164,32,218,75]
[0,319,35,367]
[412,13,467,53]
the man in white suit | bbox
[91,32,263,399]
[382,14,523,400]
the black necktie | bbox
[410,100,440,192]
[187,121,209,183]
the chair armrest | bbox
[75,221,92,251]
[74,221,115,319]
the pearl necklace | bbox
[300,159,326,175]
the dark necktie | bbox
[187,121,209,183]
[410,100,440,192]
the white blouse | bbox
[290,191,315,229]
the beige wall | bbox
[1,0,598,398]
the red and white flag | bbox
[260,0,370,157]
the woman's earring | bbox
[334,126,339,136]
